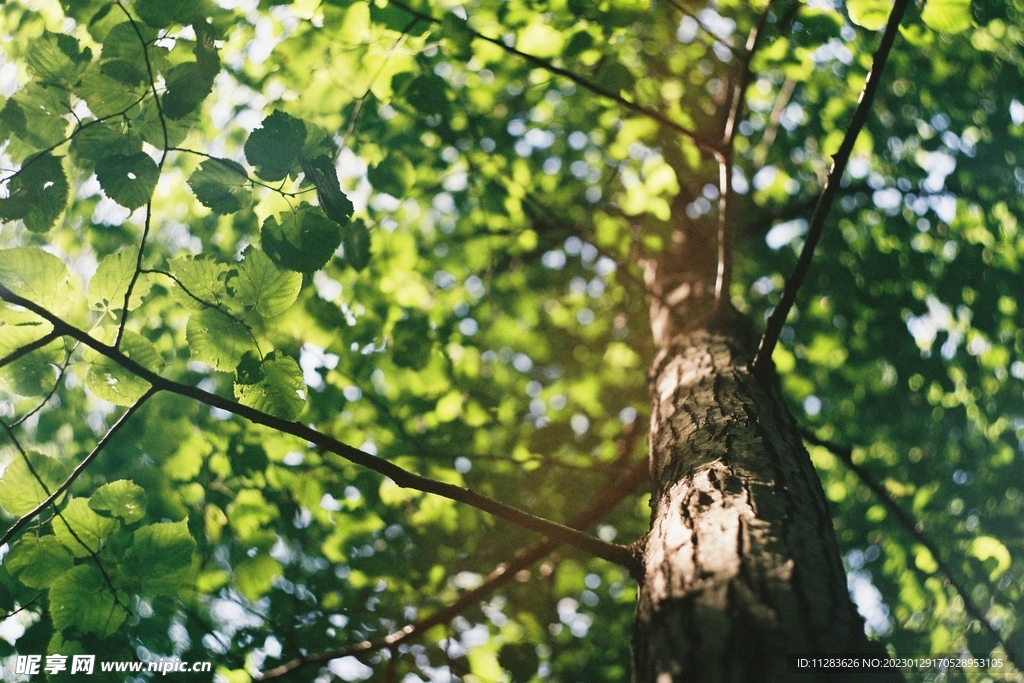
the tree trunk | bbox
[632,236,902,683]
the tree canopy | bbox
[0,0,1023,681]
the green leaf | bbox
[234,352,306,420]
[404,75,449,116]
[89,248,151,313]
[6,536,75,589]
[0,451,70,517]
[392,313,433,370]
[970,536,1011,580]
[135,0,200,28]
[0,85,71,151]
[234,350,265,385]
[0,153,69,232]
[169,256,230,310]
[244,110,307,182]
[185,308,258,370]
[162,61,216,119]
[342,218,372,271]
[367,152,415,197]
[53,497,120,558]
[49,564,127,636]
[261,204,342,273]
[921,0,972,33]
[71,63,145,118]
[187,157,253,215]
[89,480,148,523]
[227,489,278,541]
[26,31,92,84]
[0,246,72,311]
[441,14,474,59]
[99,22,153,85]
[137,96,199,148]
[299,154,353,225]
[126,519,196,597]
[69,120,143,169]
[234,247,302,318]
[847,0,894,30]
[95,152,160,210]
[232,554,282,601]
[0,341,60,396]
[596,61,634,94]
[0,329,72,399]
[86,331,162,406]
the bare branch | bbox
[752,0,910,371]
[0,283,640,573]
[802,430,1024,671]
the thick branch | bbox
[802,430,1023,671]
[0,284,638,572]
[752,0,910,370]
[258,457,649,679]
[0,331,61,371]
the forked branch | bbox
[0,284,640,574]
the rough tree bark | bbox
[631,223,903,683]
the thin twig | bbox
[801,430,1023,671]
[114,1,171,348]
[752,0,910,371]
[385,0,714,153]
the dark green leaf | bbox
[404,74,449,116]
[342,218,372,271]
[69,120,143,169]
[300,154,354,225]
[235,350,265,385]
[244,110,307,181]
[261,204,342,273]
[367,152,415,197]
[187,157,253,214]
[135,0,201,28]
[392,313,433,370]
[95,152,159,210]
[0,153,69,232]
[162,61,216,120]
[99,22,152,85]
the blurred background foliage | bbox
[0,0,1023,681]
